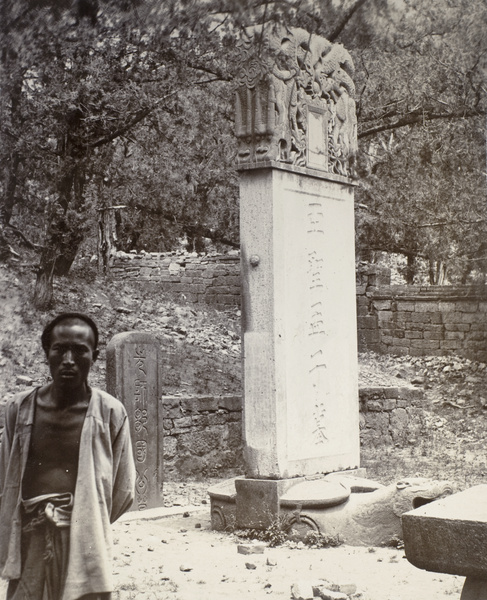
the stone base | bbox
[208,469,367,532]
[209,474,455,547]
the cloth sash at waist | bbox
[20,493,74,600]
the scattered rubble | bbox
[237,543,266,555]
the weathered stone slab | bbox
[240,166,360,479]
[402,484,487,579]
[461,577,487,600]
[106,332,163,511]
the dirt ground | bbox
[0,266,482,599]
[0,489,464,600]
[107,506,464,600]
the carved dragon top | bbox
[234,23,357,177]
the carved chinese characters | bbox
[133,347,150,509]
[306,203,328,445]
[106,332,163,510]
[235,24,357,176]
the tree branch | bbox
[328,0,371,42]
[88,92,178,148]
[358,108,485,139]
[6,224,42,250]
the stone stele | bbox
[238,24,360,481]
[106,331,163,510]
[240,165,360,479]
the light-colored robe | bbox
[0,387,136,600]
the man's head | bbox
[42,313,99,355]
[41,313,99,390]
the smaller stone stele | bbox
[106,331,163,511]
[235,23,357,177]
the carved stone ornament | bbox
[235,24,357,177]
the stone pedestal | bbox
[106,332,163,511]
[240,163,360,479]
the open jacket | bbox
[0,387,135,600]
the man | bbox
[0,313,136,600]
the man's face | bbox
[47,319,98,390]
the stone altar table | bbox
[402,485,487,599]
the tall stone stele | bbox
[236,23,360,484]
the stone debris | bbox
[291,580,315,600]
[15,375,33,386]
[313,582,357,600]
[237,543,266,555]
[315,591,348,600]
[179,564,192,572]
[245,562,257,570]
[289,579,358,600]
[328,583,357,596]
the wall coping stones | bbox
[370,285,487,302]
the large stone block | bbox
[396,301,415,312]
[415,302,439,313]
[457,302,479,313]
[403,485,487,579]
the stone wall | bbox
[162,395,244,479]
[0,387,425,479]
[357,265,487,362]
[110,251,241,306]
[359,386,425,447]
[160,387,425,478]
[111,255,487,362]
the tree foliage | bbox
[352,0,486,282]
[0,0,486,308]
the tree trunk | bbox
[97,206,123,275]
[404,254,417,284]
[33,206,85,308]
[34,250,57,310]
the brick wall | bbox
[110,251,241,306]
[357,265,487,362]
[0,387,425,479]
[112,254,487,362]
[160,387,425,478]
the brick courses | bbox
[357,265,487,362]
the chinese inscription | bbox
[106,331,163,511]
[134,346,149,510]
[307,201,327,444]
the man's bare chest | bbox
[22,400,89,497]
